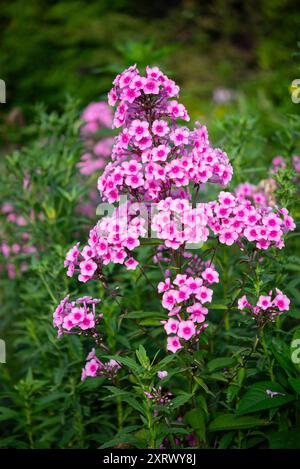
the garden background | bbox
[1,0,300,449]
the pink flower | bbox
[152,145,170,162]
[85,359,99,377]
[157,371,168,379]
[65,243,80,263]
[125,173,144,188]
[143,78,160,94]
[129,75,146,90]
[273,291,290,311]
[237,295,248,310]
[80,313,95,330]
[170,127,189,146]
[196,286,213,303]
[257,295,272,310]
[244,227,259,242]
[152,119,170,137]
[167,336,182,353]
[158,278,171,293]
[186,277,203,294]
[177,320,196,340]
[219,230,238,246]
[79,259,97,278]
[162,290,179,310]
[218,191,236,208]
[129,120,150,141]
[186,303,208,323]
[82,245,96,260]
[164,318,179,334]
[173,274,188,287]
[201,267,219,284]
[70,307,85,324]
[125,257,138,270]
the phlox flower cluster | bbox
[98,65,232,204]
[144,386,172,406]
[159,268,219,353]
[238,289,290,321]
[81,348,121,381]
[64,204,145,282]
[235,182,272,208]
[78,101,114,176]
[208,191,295,249]
[152,197,210,249]
[53,295,101,337]
[270,154,300,175]
[293,155,300,173]
[0,202,37,278]
[270,155,287,174]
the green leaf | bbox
[218,431,235,449]
[136,345,150,369]
[171,393,193,409]
[209,304,229,310]
[0,407,19,422]
[107,355,142,375]
[268,431,300,449]
[237,381,294,415]
[209,414,268,432]
[268,338,296,377]
[288,377,300,394]
[193,376,215,397]
[185,408,206,441]
[151,353,177,374]
[125,311,165,320]
[207,357,236,372]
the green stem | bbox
[145,399,156,449]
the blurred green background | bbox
[0,0,299,134]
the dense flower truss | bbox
[235,182,275,208]
[81,348,121,381]
[0,202,37,279]
[53,295,102,337]
[78,101,114,176]
[208,191,296,249]
[238,289,290,322]
[54,64,297,372]
[98,65,233,204]
[158,269,219,352]
[152,197,210,249]
[64,203,145,282]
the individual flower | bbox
[157,371,168,379]
[177,320,196,340]
[167,336,182,353]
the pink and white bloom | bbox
[237,295,249,310]
[152,119,170,137]
[79,259,97,278]
[201,267,219,284]
[257,295,272,310]
[273,291,290,311]
[162,290,179,310]
[164,318,179,335]
[196,286,213,303]
[177,320,196,340]
[167,336,182,353]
